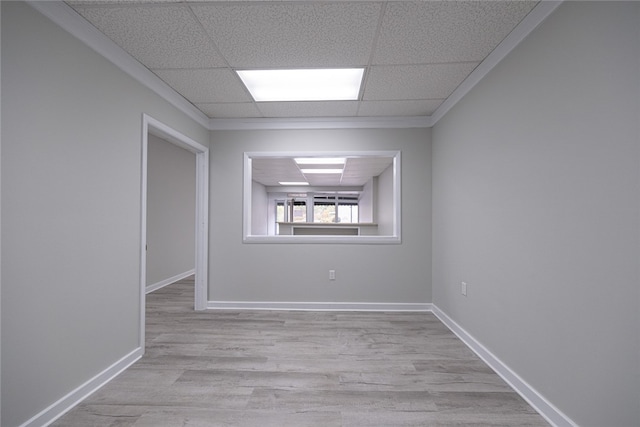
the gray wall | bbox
[376,164,394,236]
[146,134,196,288]
[210,128,431,303]
[359,177,375,223]
[0,3,208,426]
[0,2,3,422]
[431,2,639,426]
[251,180,269,235]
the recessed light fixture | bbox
[278,181,309,186]
[300,169,344,174]
[236,68,364,102]
[294,157,346,165]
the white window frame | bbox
[243,150,401,244]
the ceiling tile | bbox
[252,158,305,186]
[68,1,180,4]
[190,2,382,67]
[307,175,343,186]
[339,178,364,186]
[373,1,538,65]
[343,157,393,178]
[358,100,444,117]
[363,63,479,101]
[153,69,252,103]
[65,0,543,121]
[72,5,226,69]
[251,156,393,187]
[257,102,359,118]
[195,103,262,119]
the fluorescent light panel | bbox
[237,68,364,102]
[279,181,309,186]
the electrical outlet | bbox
[461,282,467,296]
[329,270,336,281]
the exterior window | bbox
[338,203,358,223]
[277,199,306,223]
[291,200,306,222]
[276,201,285,223]
[312,195,359,223]
[314,201,336,223]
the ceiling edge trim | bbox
[430,0,564,126]
[26,1,210,129]
[209,116,432,131]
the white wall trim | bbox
[146,269,195,294]
[141,114,210,357]
[242,235,402,244]
[26,1,209,129]
[243,150,401,244]
[19,347,143,427]
[209,115,432,131]
[430,1,563,125]
[0,3,3,421]
[208,301,432,312]
[431,305,578,427]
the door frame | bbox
[140,114,209,350]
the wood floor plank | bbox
[52,277,549,426]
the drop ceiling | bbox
[64,0,540,121]
[252,156,394,187]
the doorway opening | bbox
[140,114,209,351]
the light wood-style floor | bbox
[53,276,549,426]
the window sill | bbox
[243,235,401,244]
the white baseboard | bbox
[146,269,195,294]
[208,300,432,312]
[431,305,577,427]
[20,347,143,427]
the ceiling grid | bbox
[66,0,539,121]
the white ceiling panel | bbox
[69,1,180,4]
[252,156,393,187]
[258,101,359,118]
[340,177,366,186]
[252,157,296,174]
[252,158,304,186]
[358,100,444,117]
[190,2,382,68]
[343,157,393,177]
[310,177,343,186]
[364,63,479,101]
[64,1,546,120]
[153,69,251,103]
[373,1,538,65]
[72,5,227,69]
